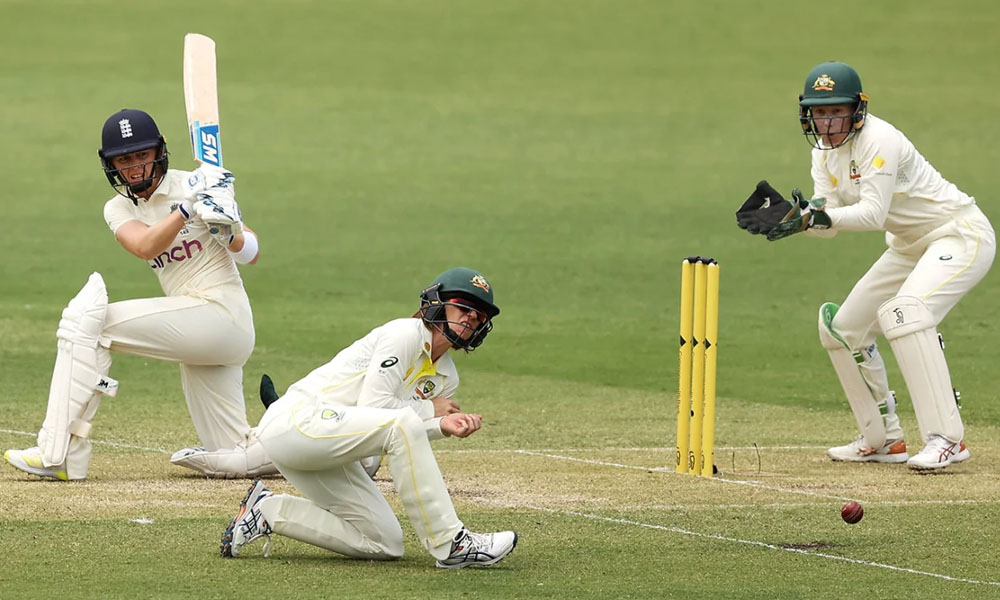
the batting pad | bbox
[39,273,118,469]
[169,433,277,478]
[878,296,963,443]
[818,303,889,449]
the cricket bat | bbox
[183,33,223,167]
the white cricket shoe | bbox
[435,528,518,569]
[827,435,909,463]
[907,436,970,470]
[4,447,74,481]
[220,480,274,557]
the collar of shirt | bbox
[414,319,458,380]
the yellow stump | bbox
[701,262,720,477]
[688,260,707,474]
[676,259,695,473]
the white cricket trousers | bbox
[255,394,463,560]
[831,205,995,348]
[102,285,255,451]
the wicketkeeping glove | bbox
[736,180,794,235]
[765,190,832,241]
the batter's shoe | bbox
[827,435,909,463]
[435,528,518,569]
[4,447,73,481]
[220,479,274,557]
[907,436,969,470]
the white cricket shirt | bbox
[103,169,245,297]
[286,318,459,421]
[810,114,974,244]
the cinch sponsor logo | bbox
[150,239,204,269]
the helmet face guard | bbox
[798,61,868,150]
[799,98,868,150]
[98,109,169,202]
[419,285,494,350]
[418,267,499,351]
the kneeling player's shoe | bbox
[435,528,518,569]
[907,436,969,470]
[827,435,909,463]
[220,479,274,557]
[4,447,73,481]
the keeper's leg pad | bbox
[37,273,118,472]
[258,493,404,560]
[878,296,963,443]
[818,302,894,449]
[170,431,279,478]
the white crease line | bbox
[511,449,989,504]
[612,499,995,510]
[515,449,655,471]
[0,429,168,454]
[0,430,824,456]
[515,449,851,501]
[437,445,827,454]
[524,505,1000,588]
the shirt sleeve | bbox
[810,151,840,208]
[103,196,136,236]
[424,417,446,441]
[356,324,435,420]
[805,152,840,238]
[827,135,899,231]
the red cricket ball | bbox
[841,501,864,524]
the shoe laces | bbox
[239,498,274,557]
[454,529,492,555]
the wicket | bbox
[676,257,719,477]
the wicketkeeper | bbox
[219,267,518,569]
[736,62,995,470]
[4,109,276,480]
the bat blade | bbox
[183,33,222,167]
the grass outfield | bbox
[2,1,1000,598]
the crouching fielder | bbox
[737,62,995,470]
[219,268,517,569]
[3,109,275,480]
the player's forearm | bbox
[117,212,187,260]
[227,226,259,264]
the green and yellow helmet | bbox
[419,267,499,350]
[798,61,869,149]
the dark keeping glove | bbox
[736,180,795,235]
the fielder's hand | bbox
[736,180,794,235]
[441,413,483,438]
[432,396,461,417]
[765,190,831,241]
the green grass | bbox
[2,0,1000,598]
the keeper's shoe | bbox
[907,436,970,470]
[4,447,73,481]
[827,435,909,463]
[220,479,274,558]
[435,528,518,569]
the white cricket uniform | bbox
[809,114,995,347]
[102,169,255,451]
[254,318,464,560]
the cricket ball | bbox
[841,501,864,524]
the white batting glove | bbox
[179,165,236,221]
[194,193,243,246]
